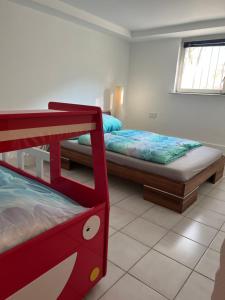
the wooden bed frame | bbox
[61,146,225,213]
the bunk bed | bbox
[0,102,109,300]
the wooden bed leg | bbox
[208,167,224,184]
[61,157,72,170]
[143,185,198,213]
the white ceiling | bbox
[62,0,225,31]
[13,0,225,40]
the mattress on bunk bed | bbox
[0,166,87,254]
[61,140,223,182]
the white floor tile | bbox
[108,232,149,271]
[58,166,222,299]
[181,203,197,216]
[108,180,141,205]
[100,274,167,300]
[154,232,206,268]
[192,194,208,207]
[198,182,215,195]
[198,196,225,215]
[109,206,136,230]
[209,188,225,202]
[86,262,124,300]
[109,186,132,205]
[175,272,214,300]
[142,205,183,229]
[210,231,225,252]
[62,166,93,184]
[122,218,167,247]
[109,227,117,237]
[173,218,217,246]
[116,194,154,216]
[216,180,225,192]
[195,249,220,280]
[186,205,225,229]
[130,250,191,300]
[108,177,141,195]
[220,222,225,232]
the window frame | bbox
[175,38,225,95]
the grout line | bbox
[109,191,220,263]
[192,270,215,283]
[172,227,219,299]
[97,268,126,300]
[197,194,225,210]
[119,226,168,249]
[173,240,214,300]
[170,226,218,248]
[184,213,225,230]
[173,269,194,300]
[109,204,155,233]
[98,270,171,300]
[140,215,184,231]
[128,272,171,300]
[177,214,222,230]
[105,189,223,298]
[173,269,215,300]
[109,191,140,207]
[151,248,201,271]
[64,167,224,299]
[108,229,118,238]
[194,269,216,282]
[108,211,218,300]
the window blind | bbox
[184,39,225,48]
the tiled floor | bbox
[10,159,225,300]
[79,166,224,300]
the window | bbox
[176,38,225,94]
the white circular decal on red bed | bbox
[83,215,100,240]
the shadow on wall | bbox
[103,89,113,112]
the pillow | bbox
[103,114,122,133]
[70,114,122,140]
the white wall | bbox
[126,38,225,150]
[0,0,130,110]
[1,1,224,150]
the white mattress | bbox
[61,140,223,182]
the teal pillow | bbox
[102,114,122,133]
[71,114,122,140]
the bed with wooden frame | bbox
[60,112,224,213]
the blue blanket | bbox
[78,130,202,164]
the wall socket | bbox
[149,112,158,119]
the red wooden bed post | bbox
[90,110,109,201]
[90,109,109,276]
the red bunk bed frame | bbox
[0,102,109,300]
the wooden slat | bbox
[143,185,198,213]
[0,123,96,142]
